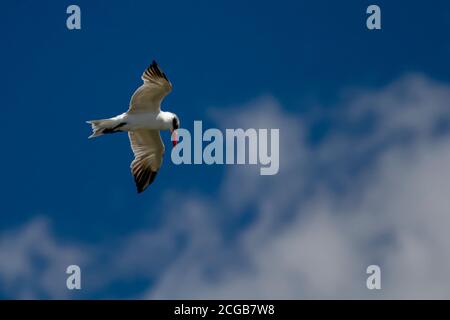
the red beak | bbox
[171,130,178,147]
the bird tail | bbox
[86,119,122,139]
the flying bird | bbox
[87,60,180,193]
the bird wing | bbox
[128,129,165,193]
[128,60,172,113]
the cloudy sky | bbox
[1,0,450,299]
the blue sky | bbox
[1,0,450,299]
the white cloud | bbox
[148,74,450,299]
[0,217,88,299]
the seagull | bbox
[87,60,180,193]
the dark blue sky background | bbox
[1,0,450,298]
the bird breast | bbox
[124,112,165,130]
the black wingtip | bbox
[136,181,146,193]
[134,171,158,194]
[149,171,158,185]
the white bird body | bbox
[87,61,180,193]
[104,111,174,132]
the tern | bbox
[87,60,180,193]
